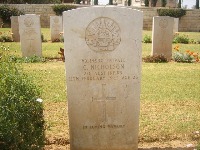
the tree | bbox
[161,0,167,7]
[144,0,149,7]
[94,0,98,5]
[128,0,131,6]
[150,0,158,7]
[196,0,199,9]
[178,0,182,8]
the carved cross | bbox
[92,84,117,123]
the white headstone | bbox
[151,16,174,60]
[18,14,42,57]
[10,16,20,42]
[50,16,63,42]
[63,6,143,150]
[173,18,179,33]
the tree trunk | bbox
[196,0,199,9]
[128,0,131,6]
[178,0,181,8]
[94,0,98,5]
[109,0,113,5]
[150,0,158,7]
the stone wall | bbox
[0,4,199,32]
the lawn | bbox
[1,28,200,148]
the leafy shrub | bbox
[0,5,24,24]
[173,45,199,63]
[143,54,168,63]
[173,33,189,44]
[52,4,77,16]
[0,31,13,42]
[157,8,186,18]
[143,34,152,43]
[0,52,45,149]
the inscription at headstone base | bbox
[10,16,20,42]
[18,14,42,57]
[64,6,143,150]
[50,16,63,42]
[151,16,174,60]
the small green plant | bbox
[173,33,189,44]
[0,5,24,24]
[157,8,186,18]
[10,55,46,63]
[0,52,45,149]
[173,45,199,63]
[143,54,168,63]
[143,34,152,43]
[0,31,13,42]
[52,4,77,16]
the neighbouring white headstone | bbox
[50,16,63,42]
[10,16,20,42]
[18,14,42,57]
[173,18,179,33]
[63,6,143,150]
[151,16,174,60]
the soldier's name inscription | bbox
[68,58,138,81]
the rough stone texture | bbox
[0,4,199,32]
[18,14,42,57]
[10,16,20,42]
[173,18,179,33]
[64,6,143,150]
[50,16,63,42]
[151,16,174,60]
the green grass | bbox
[1,28,200,144]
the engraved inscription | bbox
[68,58,139,82]
[85,17,121,52]
[159,18,168,29]
[83,124,125,129]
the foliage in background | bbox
[0,49,45,149]
[52,4,77,16]
[143,54,168,63]
[0,0,62,4]
[143,34,152,43]
[0,5,24,24]
[150,0,158,7]
[161,0,167,7]
[157,8,186,18]
[173,45,199,63]
[128,0,131,6]
[144,0,149,7]
[178,0,181,8]
[0,31,13,42]
[94,0,98,5]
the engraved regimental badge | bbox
[85,17,121,52]
[159,18,168,29]
[24,17,34,27]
